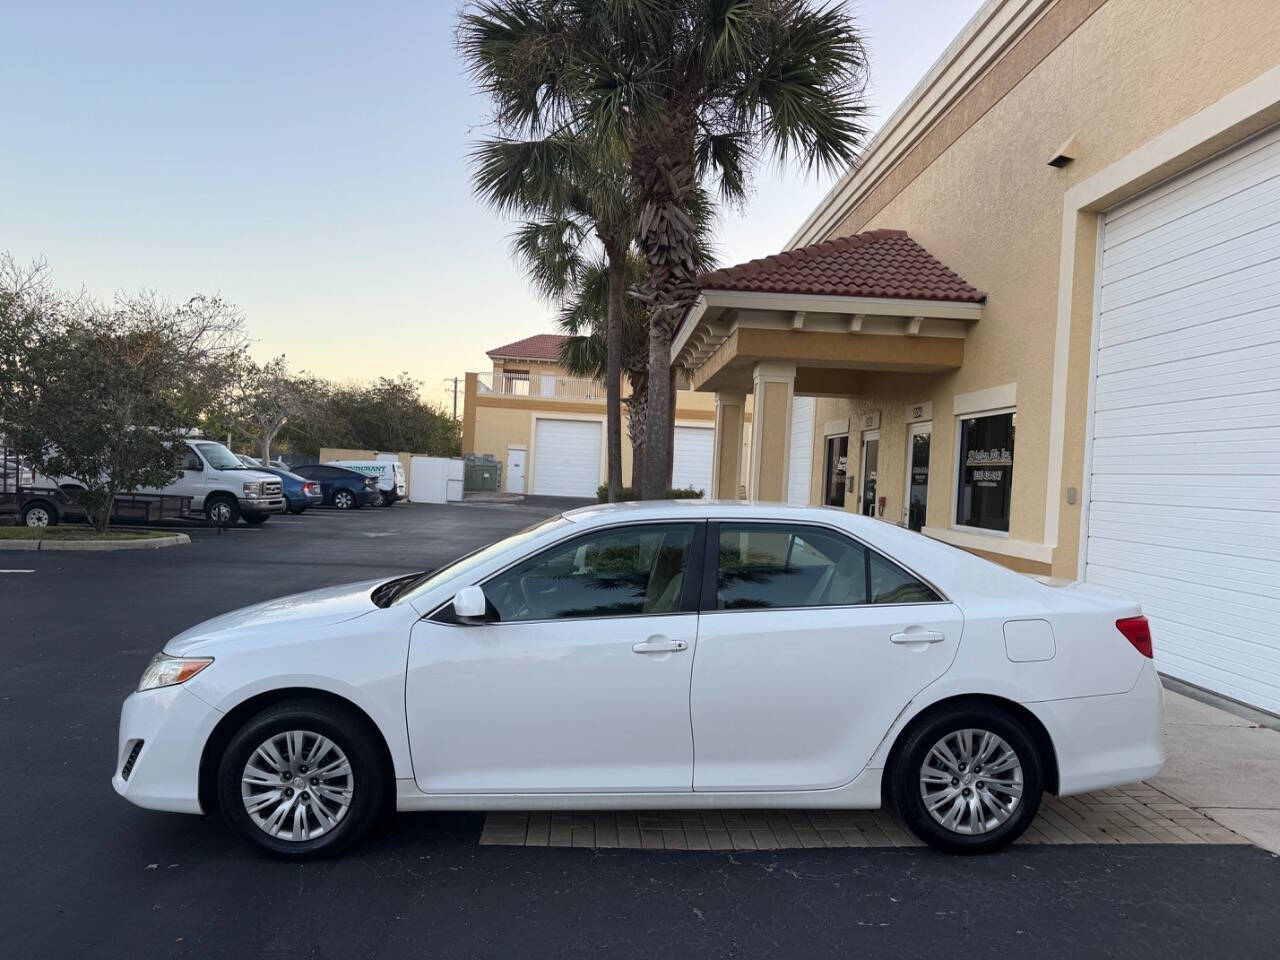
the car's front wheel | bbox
[889,701,1043,854]
[216,699,386,859]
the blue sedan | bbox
[291,464,381,510]
[240,463,323,513]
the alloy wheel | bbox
[240,730,353,842]
[210,502,233,524]
[918,728,1023,835]
[334,491,353,509]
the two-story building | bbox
[462,334,752,497]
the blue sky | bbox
[0,1,984,408]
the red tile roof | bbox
[699,229,986,303]
[486,333,568,361]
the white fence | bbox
[475,372,605,401]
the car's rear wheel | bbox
[217,699,385,859]
[332,489,356,510]
[889,702,1043,854]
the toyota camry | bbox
[113,501,1164,858]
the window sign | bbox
[955,411,1015,532]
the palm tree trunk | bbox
[625,369,648,495]
[604,247,626,502]
[633,127,700,500]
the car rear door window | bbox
[483,524,696,622]
[714,523,940,610]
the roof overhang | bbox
[673,288,983,394]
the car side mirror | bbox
[452,585,488,624]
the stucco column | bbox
[711,390,746,499]
[748,361,796,502]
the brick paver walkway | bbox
[479,782,1244,850]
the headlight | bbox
[138,653,213,692]
[242,480,262,496]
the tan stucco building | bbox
[672,0,1280,712]
[463,334,753,497]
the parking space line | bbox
[0,569,35,574]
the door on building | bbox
[859,431,879,517]
[903,422,931,531]
[672,425,714,493]
[787,397,816,505]
[823,435,848,507]
[532,419,602,497]
[1085,124,1280,714]
[505,446,526,493]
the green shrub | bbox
[597,485,705,502]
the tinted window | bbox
[956,411,1015,532]
[869,550,941,604]
[182,450,204,472]
[716,524,868,609]
[715,523,940,610]
[484,524,695,622]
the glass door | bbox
[859,431,879,517]
[903,422,931,531]
[823,435,848,507]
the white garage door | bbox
[787,396,816,505]
[672,426,713,494]
[533,419,601,497]
[1085,126,1280,713]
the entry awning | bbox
[673,230,986,393]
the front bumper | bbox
[239,496,285,514]
[112,685,223,814]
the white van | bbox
[153,439,285,525]
[326,460,406,506]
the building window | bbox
[955,410,1015,532]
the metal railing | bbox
[475,372,606,401]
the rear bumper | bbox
[1029,658,1166,796]
[358,489,381,505]
[112,685,222,815]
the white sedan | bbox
[114,502,1164,857]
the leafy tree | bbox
[1,259,247,531]
[460,0,869,497]
[223,355,318,463]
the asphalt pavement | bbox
[2,500,1278,959]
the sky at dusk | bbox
[1,1,985,410]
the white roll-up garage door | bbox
[1085,125,1280,713]
[787,396,816,505]
[672,426,713,494]
[532,419,602,497]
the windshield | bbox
[195,441,247,471]
[386,514,570,607]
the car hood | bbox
[163,578,386,655]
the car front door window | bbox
[484,523,695,622]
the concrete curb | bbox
[0,533,191,552]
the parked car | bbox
[59,439,284,526]
[291,464,380,509]
[326,459,406,506]
[113,502,1164,859]
[243,464,323,514]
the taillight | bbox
[1116,616,1153,659]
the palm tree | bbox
[556,255,652,492]
[460,0,869,498]
[470,134,632,502]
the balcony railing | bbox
[476,372,606,401]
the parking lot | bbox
[3,500,1279,959]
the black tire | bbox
[204,495,240,526]
[243,513,270,525]
[21,500,59,527]
[888,701,1043,854]
[216,699,386,860]
[376,490,389,507]
[332,489,357,510]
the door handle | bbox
[891,630,946,644]
[632,637,688,654]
